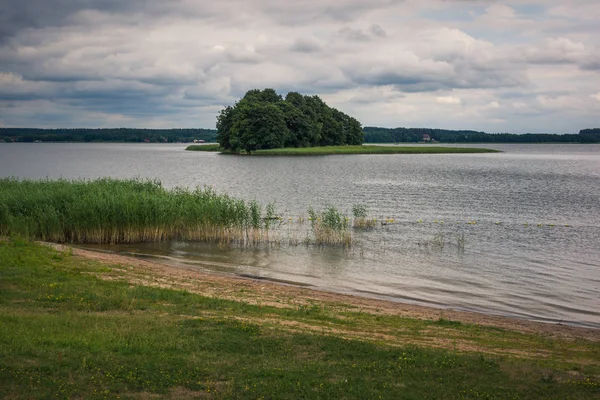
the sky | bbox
[1,0,599,133]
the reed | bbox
[417,232,467,252]
[307,205,352,247]
[0,178,278,245]
[352,204,377,229]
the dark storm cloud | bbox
[1,0,146,40]
[0,0,405,40]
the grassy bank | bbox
[185,144,221,151]
[0,178,277,244]
[1,239,599,399]
[186,145,499,155]
[254,145,499,155]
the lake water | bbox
[1,142,599,328]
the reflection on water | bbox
[2,142,600,328]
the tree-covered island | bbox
[216,89,363,153]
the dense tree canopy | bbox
[216,89,363,152]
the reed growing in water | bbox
[0,178,278,245]
[307,205,352,247]
[351,204,377,229]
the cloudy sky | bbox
[1,0,599,133]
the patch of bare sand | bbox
[47,243,599,344]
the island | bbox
[187,88,498,154]
[186,144,499,154]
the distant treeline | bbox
[363,127,600,143]
[2,126,599,144]
[0,128,217,143]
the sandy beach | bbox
[53,243,599,346]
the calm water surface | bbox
[1,143,599,328]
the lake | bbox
[1,142,599,328]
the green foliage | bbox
[307,205,351,246]
[185,144,221,151]
[264,202,276,231]
[321,205,348,232]
[249,200,261,230]
[352,204,368,218]
[232,101,290,152]
[216,88,363,153]
[0,178,278,245]
[351,204,377,229]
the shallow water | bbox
[2,142,599,327]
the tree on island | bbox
[216,88,363,153]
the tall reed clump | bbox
[0,178,276,245]
[352,204,377,229]
[307,205,351,247]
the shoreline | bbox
[185,144,500,154]
[54,243,599,343]
[3,239,599,397]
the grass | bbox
[186,145,501,155]
[1,238,599,399]
[0,178,277,245]
[185,144,222,151]
[254,145,500,155]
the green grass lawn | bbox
[1,238,598,399]
[186,145,499,155]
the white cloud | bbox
[485,4,517,20]
[547,2,600,21]
[436,96,461,105]
[522,37,587,64]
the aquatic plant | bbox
[417,232,467,253]
[352,204,377,229]
[456,233,466,252]
[0,178,358,248]
[307,205,351,247]
[0,178,279,245]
